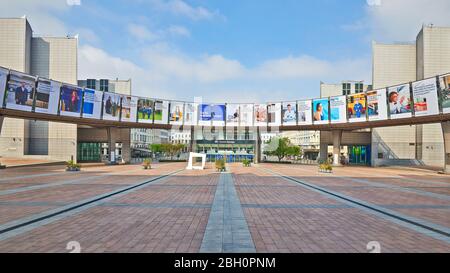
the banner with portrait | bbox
[367,89,388,121]
[312,98,329,124]
[5,71,35,112]
[240,104,254,126]
[184,102,197,126]
[330,96,347,123]
[439,74,450,114]
[347,93,366,122]
[102,92,121,121]
[0,67,9,107]
[412,78,439,117]
[82,88,103,119]
[153,100,169,124]
[137,98,154,123]
[282,102,297,126]
[198,104,226,126]
[226,103,240,126]
[34,78,61,115]
[268,103,281,126]
[59,84,82,117]
[297,100,312,125]
[388,84,412,119]
[169,101,184,125]
[254,104,267,126]
[121,95,138,122]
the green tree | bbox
[263,137,301,162]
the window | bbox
[100,79,109,92]
[342,83,351,95]
[355,83,364,93]
[86,79,96,90]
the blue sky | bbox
[2,0,450,102]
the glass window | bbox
[86,79,96,90]
[100,79,109,92]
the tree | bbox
[263,137,301,162]
[156,143,186,160]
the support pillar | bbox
[255,127,261,164]
[319,142,328,163]
[0,116,4,132]
[106,127,118,164]
[441,121,450,174]
[332,130,343,166]
[121,128,131,164]
[189,126,195,153]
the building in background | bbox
[0,17,78,161]
[372,25,450,168]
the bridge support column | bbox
[107,127,118,164]
[121,128,131,164]
[255,127,261,164]
[332,130,343,166]
[319,142,328,163]
[0,116,3,133]
[442,121,450,174]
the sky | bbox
[1,0,450,103]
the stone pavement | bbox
[0,162,448,253]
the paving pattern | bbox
[0,162,448,253]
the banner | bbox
[137,98,154,123]
[367,89,388,121]
[153,100,169,124]
[184,102,197,125]
[102,92,121,121]
[254,104,267,126]
[268,103,281,126]
[5,71,35,112]
[282,102,297,125]
[226,104,240,126]
[330,96,347,123]
[347,93,366,122]
[297,100,312,125]
[59,84,82,117]
[388,84,412,119]
[34,78,61,115]
[240,104,254,126]
[82,88,103,119]
[198,104,226,126]
[412,78,439,116]
[0,67,8,107]
[121,95,138,122]
[169,101,184,125]
[440,74,450,114]
[312,98,329,124]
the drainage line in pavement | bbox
[0,169,184,236]
[261,167,450,239]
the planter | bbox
[66,167,80,172]
[0,165,6,169]
[143,166,152,170]
[318,168,332,173]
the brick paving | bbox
[0,162,448,252]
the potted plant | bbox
[242,159,251,167]
[143,158,152,170]
[215,159,226,172]
[318,162,332,173]
[66,160,81,172]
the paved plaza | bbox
[0,162,449,253]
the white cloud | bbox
[344,0,450,41]
[150,0,221,21]
[167,25,191,37]
[127,23,159,41]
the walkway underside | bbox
[0,162,448,253]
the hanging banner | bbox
[330,96,347,123]
[184,102,197,126]
[153,100,169,124]
[439,74,450,114]
[35,78,61,115]
[137,98,154,123]
[240,104,254,126]
[82,88,103,119]
[388,83,412,119]
[121,95,138,122]
[347,93,366,122]
[0,67,9,108]
[5,71,35,112]
[367,89,388,121]
[412,78,439,117]
[59,84,82,117]
[254,104,267,126]
[297,100,312,125]
[226,103,240,126]
[102,92,121,121]
[312,98,329,124]
[169,101,184,125]
[198,104,226,126]
[268,103,281,126]
[282,102,297,126]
